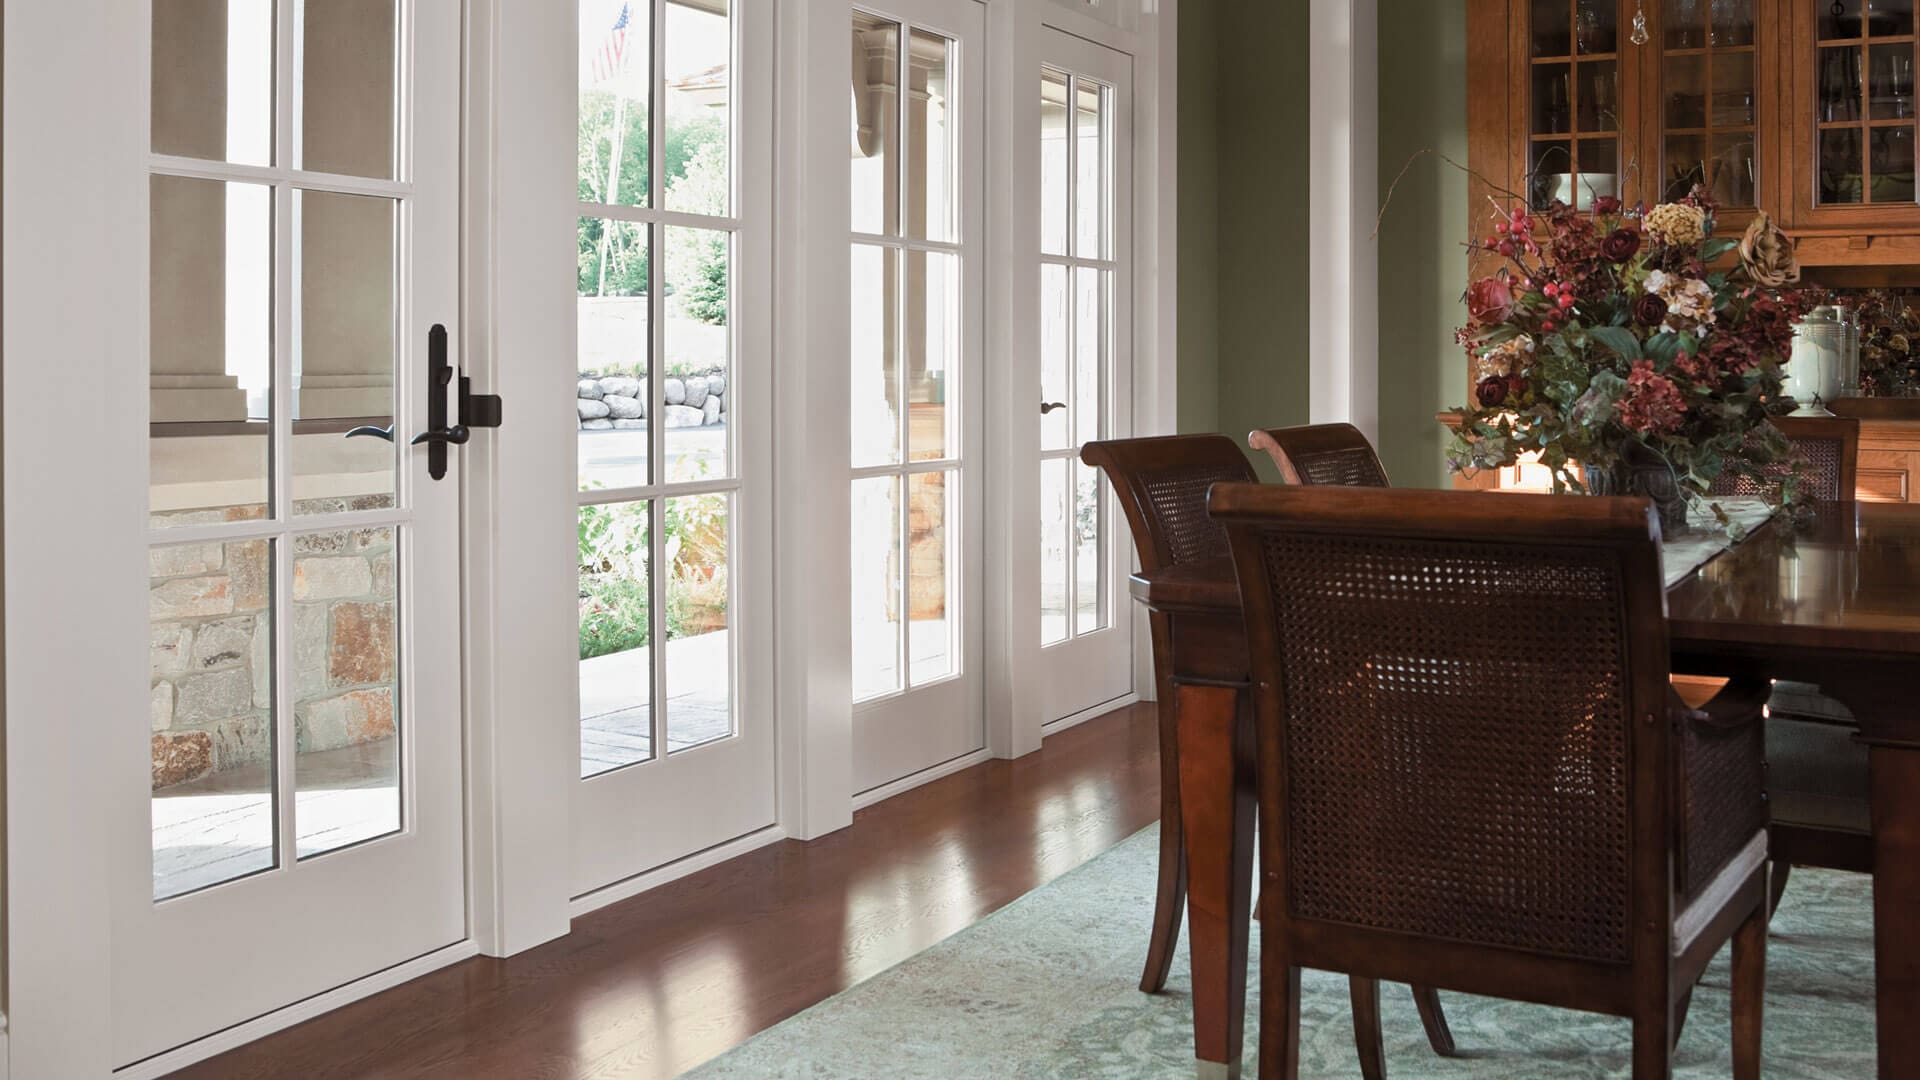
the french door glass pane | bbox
[907,30,955,243]
[851,244,901,467]
[1040,71,1070,257]
[1075,267,1104,447]
[1040,263,1070,450]
[664,0,731,216]
[578,217,653,491]
[1075,462,1105,633]
[663,226,732,483]
[151,0,275,166]
[851,12,902,235]
[665,493,733,751]
[1075,81,1104,259]
[907,251,957,462]
[852,475,903,700]
[580,500,655,778]
[1040,460,1070,646]
[579,0,653,209]
[298,0,398,180]
[150,176,273,526]
[293,190,398,512]
[907,471,954,684]
[291,526,401,858]
[151,537,277,900]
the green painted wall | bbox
[1176,1,1469,489]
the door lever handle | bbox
[1041,401,1067,415]
[345,424,396,442]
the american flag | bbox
[591,3,631,85]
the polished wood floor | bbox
[174,704,1161,1079]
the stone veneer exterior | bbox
[149,497,398,790]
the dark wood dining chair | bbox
[1082,434,1456,1069]
[1248,423,1390,488]
[1706,415,1869,914]
[1210,485,1770,1080]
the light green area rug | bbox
[683,825,1874,1078]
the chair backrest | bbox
[1248,423,1390,488]
[1709,416,1859,501]
[1208,485,1676,969]
[1080,435,1256,573]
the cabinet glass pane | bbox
[664,0,731,216]
[1574,1,1617,53]
[1533,63,1574,135]
[662,226,731,483]
[664,493,732,753]
[851,244,901,468]
[1869,43,1917,120]
[1871,126,1918,201]
[1667,0,1708,47]
[1820,0,1858,39]
[1665,134,1709,201]
[1531,0,1572,55]
[291,526,400,858]
[907,471,954,685]
[1040,460,1069,647]
[1041,264,1071,450]
[851,13,901,236]
[151,537,276,900]
[1041,71,1070,257]
[1074,461,1104,634]
[1530,140,1575,209]
[1821,128,1867,203]
[907,30,956,243]
[293,190,397,514]
[578,218,652,491]
[1711,132,1760,205]
[1666,54,1707,128]
[1710,0,1756,45]
[1822,46,1865,122]
[579,0,653,209]
[298,0,397,179]
[1713,53,1758,126]
[852,476,903,700]
[580,500,654,777]
[152,0,274,165]
[150,176,272,527]
[1579,61,1620,131]
[907,251,958,462]
[1578,138,1620,209]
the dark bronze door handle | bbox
[1041,401,1067,414]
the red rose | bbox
[1634,292,1670,327]
[1601,227,1642,262]
[1466,277,1515,326]
[1506,373,1531,402]
[1476,374,1511,409]
[1594,195,1623,216]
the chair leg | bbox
[1139,806,1186,993]
[1260,944,1302,1080]
[1349,977,1386,1080]
[1411,985,1455,1056]
[1630,1009,1674,1080]
[1732,897,1767,1080]
[1671,985,1692,1051]
[1767,861,1792,920]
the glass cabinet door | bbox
[1659,0,1760,206]
[1814,0,1919,208]
[1527,0,1626,210]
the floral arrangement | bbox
[1853,291,1920,398]
[1448,188,1817,512]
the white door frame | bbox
[2,0,1182,1070]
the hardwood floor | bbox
[172,704,1162,1079]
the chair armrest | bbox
[1670,677,1770,730]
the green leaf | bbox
[1644,332,1684,364]
[1701,237,1740,263]
[1589,326,1643,362]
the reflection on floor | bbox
[152,738,399,900]
[579,628,734,778]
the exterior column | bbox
[1308,0,1380,441]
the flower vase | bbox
[1586,446,1692,540]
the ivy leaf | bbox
[1589,326,1643,362]
[1700,237,1740,264]
[1644,332,1684,364]
[1570,369,1628,431]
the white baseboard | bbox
[1042,693,1140,737]
[112,940,480,1079]
[569,825,788,919]
[851,747,993,811]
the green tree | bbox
[577,92,730,299]
[664,140,730,326]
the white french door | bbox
[115,0,465,1065]
[847,0,988,794]
[1037,31,1135,729]
[570,0,776,898]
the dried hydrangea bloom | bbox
[1644,202,1707,247]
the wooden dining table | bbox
[1130,500,1920,1080]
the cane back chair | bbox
[1210,485,1769,1080]
[1248,423,1391,488]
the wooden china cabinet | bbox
[1462,0,1920,500]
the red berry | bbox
[1497,240,1517,256]
[1558,294,1576,310]
[1542,320,1557,332]
[1543,283,1560,298]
